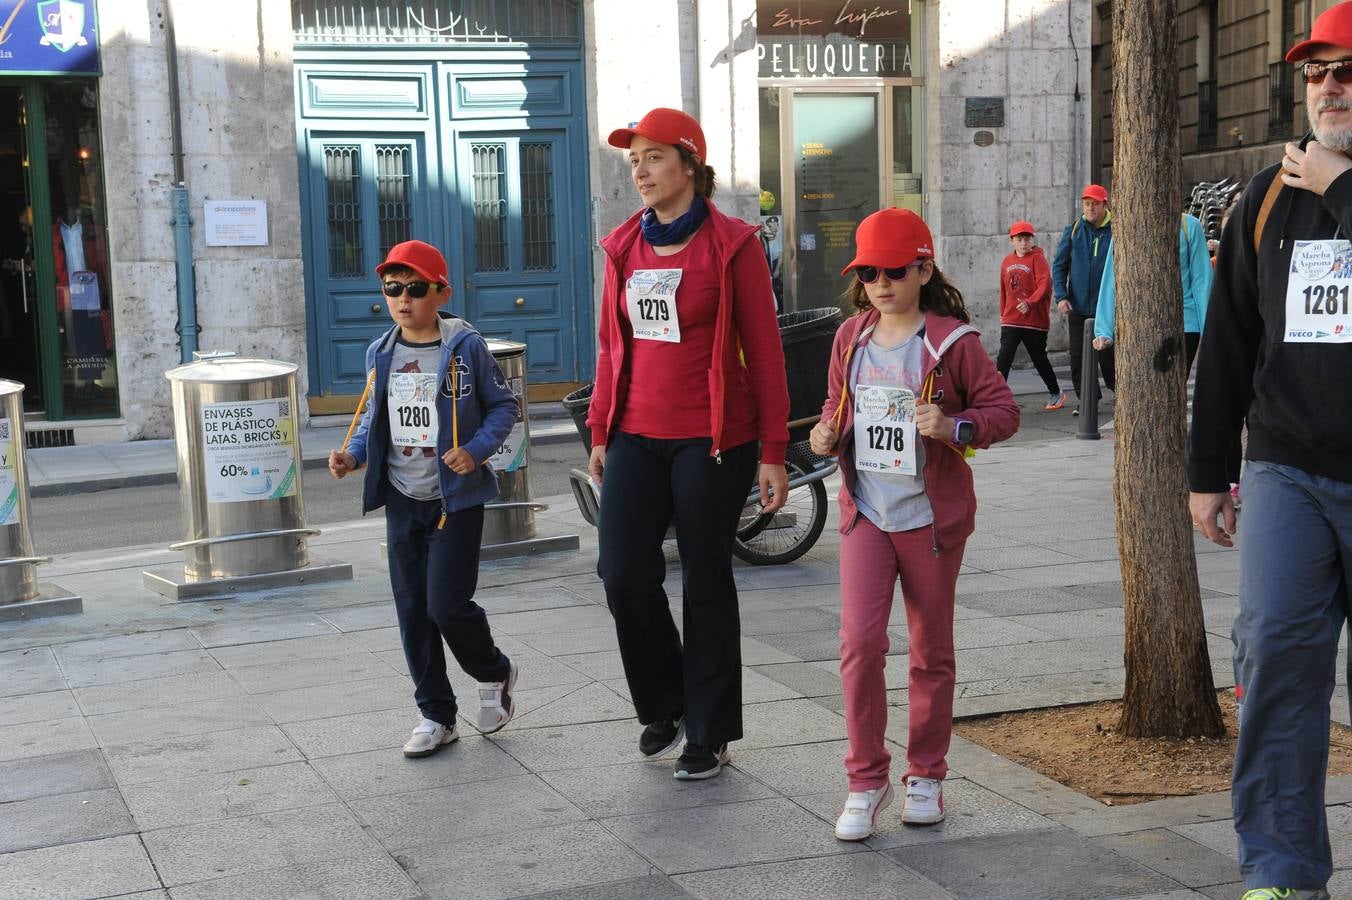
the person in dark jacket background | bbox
[1051,184,1114,414]
[1189,3,1352,895]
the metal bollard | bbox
[1076,317,1101,440]
[142,357,352,599]
[0,379,82,620]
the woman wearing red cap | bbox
[586,107,790,780]
[811,208,1019,838]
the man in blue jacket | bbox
[1052,184,1115,413]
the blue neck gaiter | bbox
[641,195,709,246]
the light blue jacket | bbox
[1095,213,1212,342]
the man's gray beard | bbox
[1310,107,1352,151]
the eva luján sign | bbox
[757,1,913,78]
[0,0,101,76]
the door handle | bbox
[515,297,525,307]
[370,303,381,313]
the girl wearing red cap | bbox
[586,108,791,780]
[811,208,1019,839]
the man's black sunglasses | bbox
[382,280,443,299]
[1300,59,1352,85]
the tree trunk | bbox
[1111,0,1225,738]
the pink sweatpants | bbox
[838,516,965,790]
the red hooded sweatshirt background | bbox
[998,246,1052,331]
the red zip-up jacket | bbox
[587,201,790,465]
[998,247,1052,330]
[818,309,1020,548]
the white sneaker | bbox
[476,660,519,734]
[902,776,944,824]
[403,717,458,758]
[834,781,894,841]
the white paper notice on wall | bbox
[203,200,269,247]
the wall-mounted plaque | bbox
[964,97,1004,128]
[973,131,995,147]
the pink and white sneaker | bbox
[902,776,944,825]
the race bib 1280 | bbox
[1285,240,1352,342]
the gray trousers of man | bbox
[1233,459,1352,890]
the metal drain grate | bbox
[26,428,75,449]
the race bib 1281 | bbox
[1284,240,1352,342]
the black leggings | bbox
[597,432,758,747]
[996,327,1061,394]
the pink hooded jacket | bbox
[819,308,1020,548]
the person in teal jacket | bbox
[1092,212,1212,375]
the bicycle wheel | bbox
[732,447,828,566]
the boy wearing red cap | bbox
[810,209,1019,839]
[997,222,1064,408]
[1190,3,1352,897]
[329,240,521,758]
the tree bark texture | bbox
[1111,0,1225,738]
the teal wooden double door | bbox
[297,58,593,406]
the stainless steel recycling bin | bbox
[166,358,314,580]
[483,339,538,545]
[0,380,45,603]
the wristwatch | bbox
[951,419,975,444]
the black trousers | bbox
[385,490,510,727]
[597,432,758,748]
[996,326,1061,394]
[1067,311,1116,399]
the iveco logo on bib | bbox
[1288,329,1315,339]
[1292,243,1337,280]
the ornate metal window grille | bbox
[324,145,363,277]
[292,0,581,45]
[1197,79,1218,150]
[1268,63,1295,143]
[375,145,412,258]
[520,142,555,271]
[471,143,508,272]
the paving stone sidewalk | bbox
[1,434,1349,899]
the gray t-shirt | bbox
[387,337,443,501]
[852,332,934,533]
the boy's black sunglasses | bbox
[382,280,443,299]
[1300,59,1352,85]
[855,262,924,284]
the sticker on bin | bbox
[200,398,298,503]
[0,418,17,527]
[488,421,528,472]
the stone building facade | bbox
[0,0,1091,443]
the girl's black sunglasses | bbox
[855,262,923,284]
[382,280,443,299]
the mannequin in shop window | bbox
[52,203,108,390]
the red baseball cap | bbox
[840,208,934,275]
[1009,220,1035,237]
[607,107,707,160]
[1286,2,1352,61]
[375,240,448,285]
[1082,184,1109,203]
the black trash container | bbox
[561,383,594,453]
[778,308,842,441]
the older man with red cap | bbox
[1189,3,1352,897]
[1051,183,1114,414]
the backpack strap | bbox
[1253,172,1284,253]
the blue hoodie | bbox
[346,310,519,515]
[1052,211,1113,315]
[1095,213,1213,343]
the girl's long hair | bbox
[843,260,971,324]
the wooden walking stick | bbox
[341,368,377,455]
